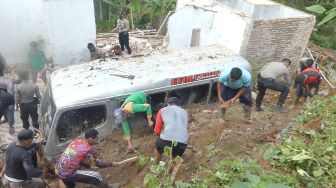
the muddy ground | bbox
[1,85,331,188]
[50,90,308,188]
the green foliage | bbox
[318,8,336,25]
[141,141,183,188]
[182,158,297,188]
[96,19,117,33]
[306,4,336,26]
[306,5,327,14]
[274,0,336,50]
[265,96,336,187]
[94,0,176,32]
[310,30,336,50]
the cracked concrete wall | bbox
[171,0,315,66]
[167,7,250,54]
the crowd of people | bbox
[0,13,136,187]
[0,42,50,136]
[0,12,323,187]
[0,43,322,188]
[0,43,56,188]
[108,57,321,187]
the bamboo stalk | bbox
[307,47,335,89]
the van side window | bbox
[169,83,210,105]
[148,92,166,113]
[56,105,107,142]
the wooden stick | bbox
[171,159,183,183]
[42,177,52,188]
[117,157,138,166]
[186,145,198,151]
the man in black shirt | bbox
[1,129,45,188]
[0,89,14,121]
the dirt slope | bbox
[88,95,305,188]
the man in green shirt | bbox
[114,91,153,151]
[28,42,47,84]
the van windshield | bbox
[41,85,56,138]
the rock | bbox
[252,92,257,100]
[319,89,329,96]
[206,143,215,151]
[219,130,232,141]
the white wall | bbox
[221,0,308,19]
[176,0,216,10]
[0,0,96,65]
[167,7,249,54]
[0,1,45,64]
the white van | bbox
[40,45,252,163]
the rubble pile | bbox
[96,29,166,57]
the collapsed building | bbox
[168,0,315,65]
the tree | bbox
[144,0,176,29]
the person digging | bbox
[154,97,189,163]
[255,58,292,113]
[114,91,153,151]
[217,67,253,123]
[55,128,120,188]
[293,64,321,105]
[1,129,46,188]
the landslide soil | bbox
[0,91,315,188]
[71,92,307,188]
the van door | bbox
[51,101,111,157]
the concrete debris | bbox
[96,29,166,58]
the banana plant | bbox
[306,5,336,26]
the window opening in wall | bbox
[56,105,107,142]
[190,28,201,47]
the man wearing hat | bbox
[114,91,153,151]
[1,129,45,188]
[154,97,189,162]
[217,67,253,122]
[56,128,120,188]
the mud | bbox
[74,95,305,188]
[2,83,331,188]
